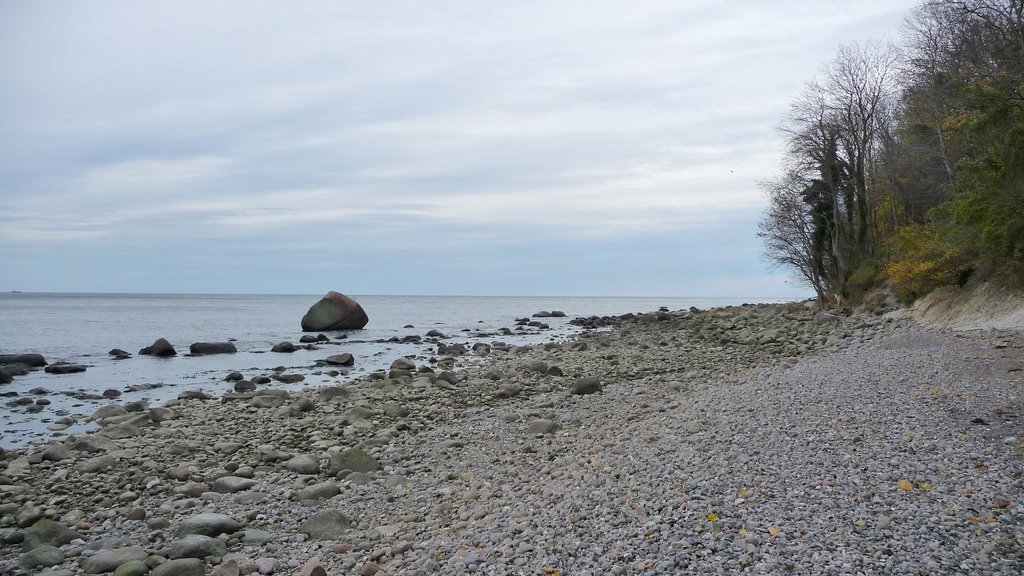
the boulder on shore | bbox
[139,338,176,357]
[301,291,369,331]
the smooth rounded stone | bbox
[255,558,277,575]
[210,475,258,494]
[317,386,351,402]
[299,509,351,540]
[379,402,409,418]
[250,395,285,409]
[328,448,379,475]
[169,533,227,559]
[569,376,602,395]
[166,465,193,481]
[545,365,564,377]
[113,560,150,576]
[214,442,243,455]
[175,512,243,537]
[19,544,65,569]
[17,505,43,527]
[299,558,327,576]
[301,291,369,331]
[345,472,371,485]
[139,338,176,357]
[92,404,129,419]
[171,479,204,496]
[66,434,118,453]
[151,558,204,576]
[98,422,141,439]
[45,362,88,374]
[271,342,297,353]
[233,380,256,393]
[102,388,123,398]
[224,371,244,382]
[527,419,561,435]
[390,357,416,371]
[80,546,148,574]
[149,407,177,422]
[436,371,459,385]
[240,529,273,545]
[283,454,320,475]
[0,353,47,367]
[41,443,72,461]
[22,518,82,550]
[295,481,341,501]
[324,353,355,367]
[177,390,212,400]
[0,366,14,383]
[494,382,522,399]
[425,329,446,338]
[76,454,117,473]
[358,561,379,576]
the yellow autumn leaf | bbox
[917,482,933,490]
[706,513,719,522]
[854,520,866,528]
[737,488,748,498]
[768,526,782,537]
[898,480,913,491]
[738,526,748,535]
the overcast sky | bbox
[0,0,919,297]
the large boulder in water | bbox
[301,292,368,331]
[139,338,176,357]
[0,353,46,367]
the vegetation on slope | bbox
[759,0,1024,304]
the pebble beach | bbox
[2,302,1022,575]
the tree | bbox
[758,172,827,301]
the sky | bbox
[0,0,920,297]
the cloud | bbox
[0,0,919,294]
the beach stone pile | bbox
[1,302,1022,574]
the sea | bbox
[0,293,790,447]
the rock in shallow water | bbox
[189,342,237,355]
[138,338,176,356]
[301,291,368,331]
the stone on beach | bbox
[175,512,243,537]
[301,291,368,331]
[299,509,351,540]
[80,546,148,574]
[328,447,379,475]
[151,558,205,576]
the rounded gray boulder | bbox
[301,291,368,331]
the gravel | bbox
[1,303,1021,575]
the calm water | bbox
[0,293,787,446]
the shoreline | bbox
[3,302,1022,574]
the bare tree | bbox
[758,172,827,302]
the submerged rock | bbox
[301,291,369,331]
[189,342,237,355]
